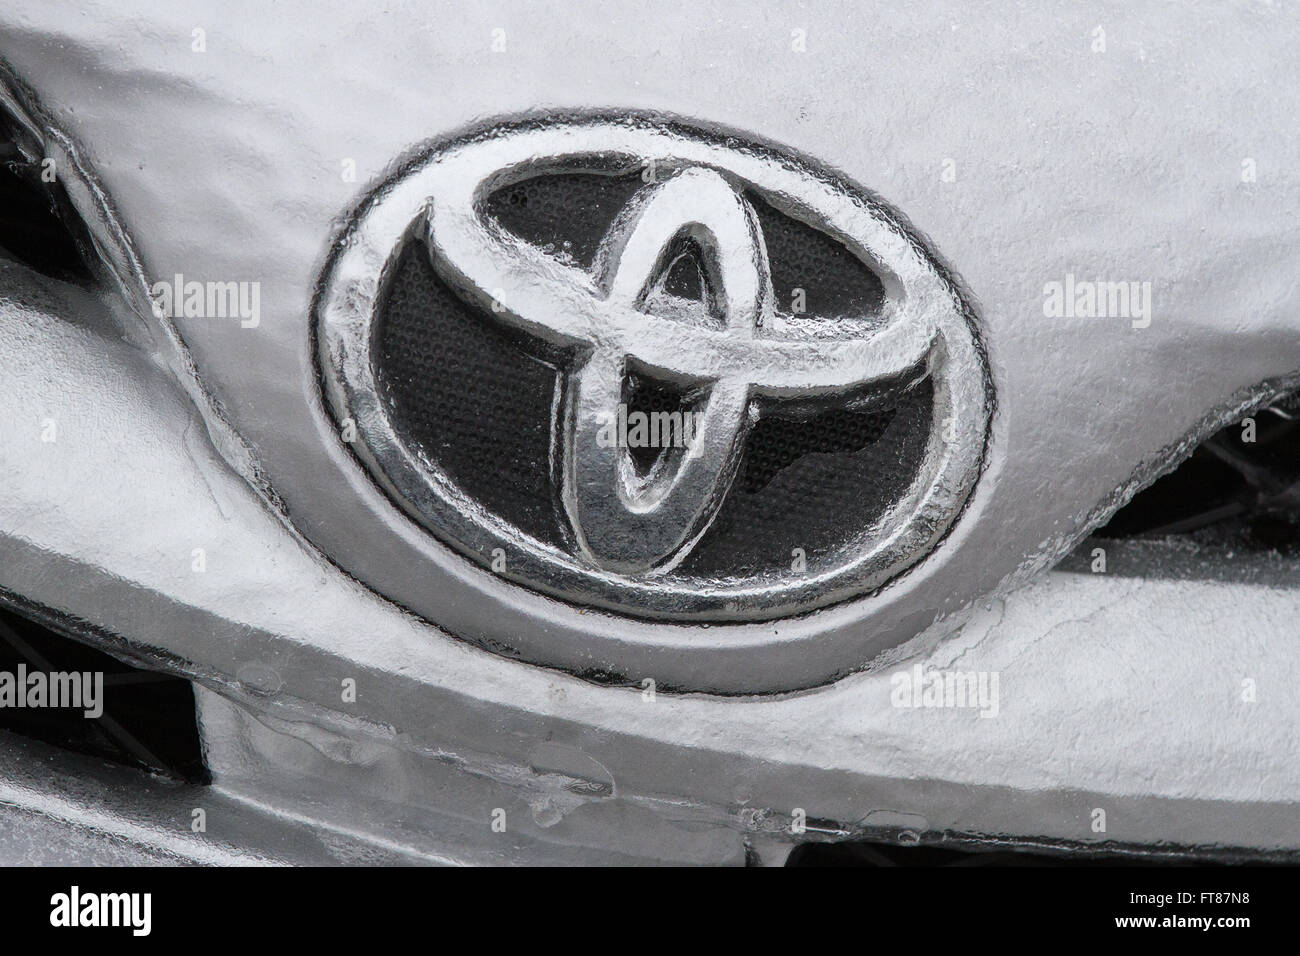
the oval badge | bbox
[317,115,991,688]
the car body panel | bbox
[0,1,1297,860]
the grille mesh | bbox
[481,169,644,269]
[374,244,566,548]
[746,189,885,323]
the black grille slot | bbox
[785,836,1272,866]
[1096,392,1300,553]
[0,602,209,784]
[0,108,96,283]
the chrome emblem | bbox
[317,116,990,628]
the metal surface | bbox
[0,731,420,866]
[0,1,1296,862]
[1,2,1296,694]
[0,252,1298,862]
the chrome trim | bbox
[316,119,990,681]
